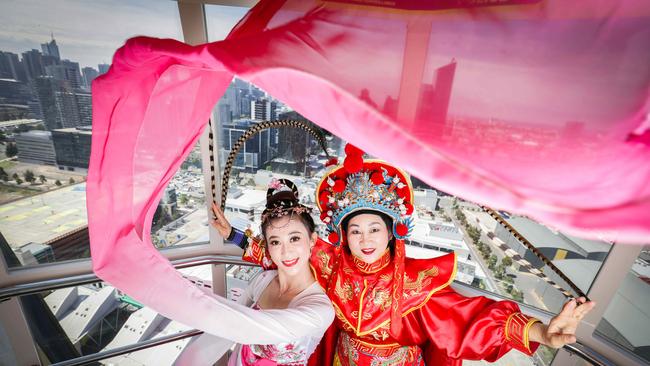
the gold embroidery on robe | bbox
[317,250,333,278]
[335,278,355,302]
[371,288,391,312]
[404,266,439,294]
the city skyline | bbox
[0,0,247,69]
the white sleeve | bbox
[175,271,274,366]
[174,332,232,366]
[189,274,334,345]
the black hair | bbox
[261,192,316,238]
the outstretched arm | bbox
[529,297,596,348]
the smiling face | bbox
[264,215,316,276]
[345,213,392,264]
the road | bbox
[445,207,500,293]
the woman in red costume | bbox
[217,144,595,365]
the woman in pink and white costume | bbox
[177,180,334,366]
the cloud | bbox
[0,0,247,69]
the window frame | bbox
[1,1,647,365]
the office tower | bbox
[45,60,82,89]
[41,36,61,60]
[52,126,92,170]
[416,59,456,138]
[0,51,26,81]
[15,130,57,165]
[82,67,99,89]
[33,76,62,130]
[21,50,46,80]
[251,99,277,121]
[98,63,110,75]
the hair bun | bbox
[266,190,299,210]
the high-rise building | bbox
[98,63,110,75]
[14,130,57,165]
[216,103,231,125]
[45,60,82,89]
[54,91,79,128]
[251,99,277,121]
[0,51,26,81]
[54,90,92,128]
[33,76,62,130]
[221,120,272,172]
[75,92,92,126]
[52,126,92,170]
[21,50,46,80]
[32,76,91,130]
[416,59,456,138]
[41,37,61,60]
[240,95,251,118]
[233,78,249,92]
[224,84,241,118]
[275,111,319,174]
[82,67,99,89]
[250,85,265,99]
[0,78,32,105]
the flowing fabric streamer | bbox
[88,0,649,362]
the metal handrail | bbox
[52,329,204,366]
[2,255,615,366]
[0,253,555,323]
[564,342,617,366]
[0,255,250,301]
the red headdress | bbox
[316,143,415,336]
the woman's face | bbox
[346,213,391,264]
[265,215,316,276]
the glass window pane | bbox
[205,6,613,365]
[206,5,250,42]
[0,1,213,268]
[226,263,263,301]
[19,265,213,365]
[594,246,650,364]
[148,5,251,253]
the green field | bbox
[0,160,17,169]
[0,183,40,204]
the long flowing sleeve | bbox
[194,271,334,345]
[175,271,334,365]
[409,286,540,363]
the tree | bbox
[455,209,468,227]
[511,289,524,302]
[69,177,75,184]
[39,175,47,184]
[488,255,498,270]
[495,264,506,280]
[501,256,513,268]
[480,243,491,259]
[23,170,35,184]
[12,172,19,180]
[178,194,188,205]
[0,167,7,180]
[15,177,23,185]
[5,143,18,157]
[55,179,62,186]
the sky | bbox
[0,0,248,69]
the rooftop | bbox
[0,183,88,249]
